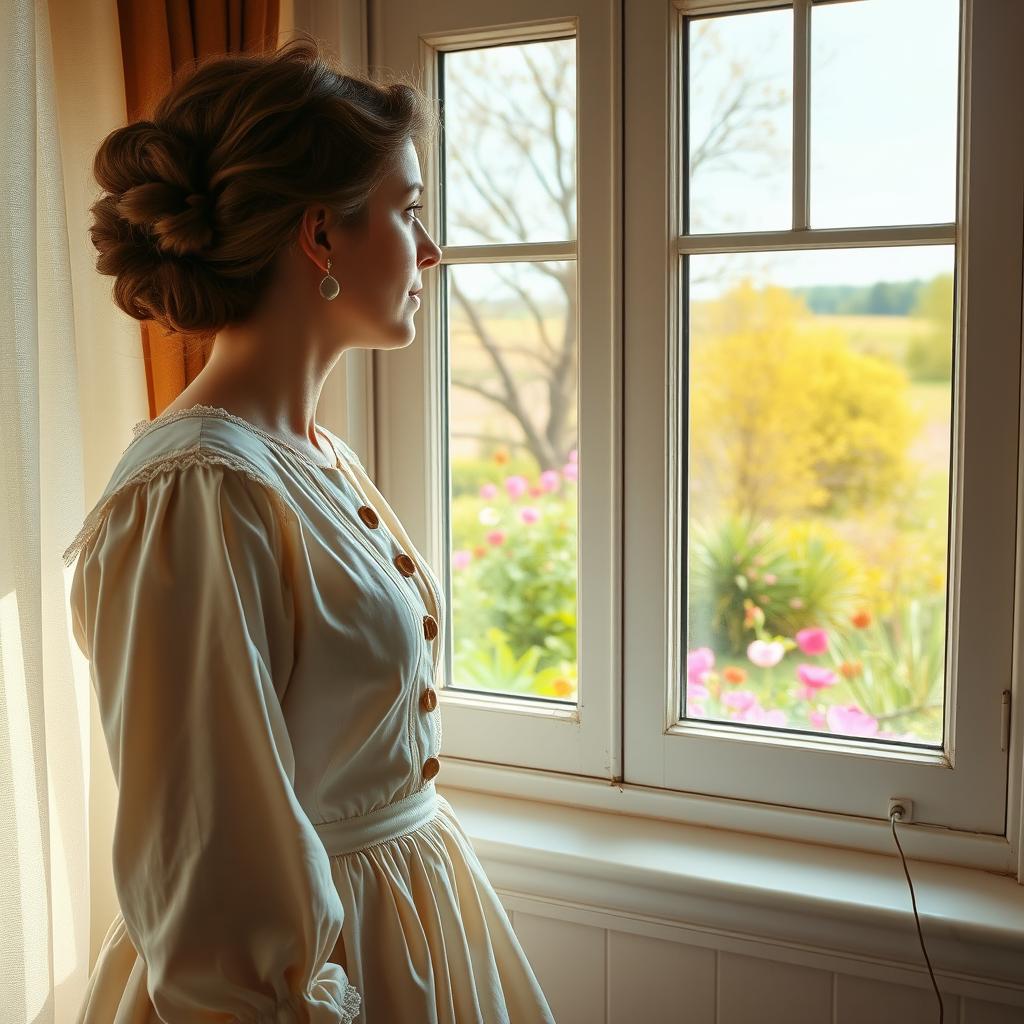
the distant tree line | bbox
[791,279,929,316]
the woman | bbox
[64,33,555,1024]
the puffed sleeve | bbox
[67,460,362,1023]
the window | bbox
[371,0,1024,869]
[373,3,616,777]
[440,40,579,707]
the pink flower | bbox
[486,530,507,546]
[741,705,788,726]
[688,700,708,718]
[687,680,709,701]
[569,449,578,463]
[519,506,540,524]
[452,550,472,571]
[504,475,528,499]
[795,627,829,656]
[562,462,578,481]
[747,640,785,668]
[796,664,837,689]
[726,694,788,726]
[826,704,879,737]
[722,690,757,713]
[796,664,837,701]
[540,469,561,492]
[479,482,498,499]
[687,647,715,687]
[763,572,777,585]
[809,708,826,729]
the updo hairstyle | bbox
[88,32,439,342]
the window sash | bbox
[369,0,620,779]
[622,0,1020,840]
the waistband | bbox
[313,784,440,857]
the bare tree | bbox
[443,29,788,470]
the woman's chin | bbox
[384,319,417,346]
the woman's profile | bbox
[64,32,555,1024]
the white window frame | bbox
[360,0,1024,877]
[370,0,622,781]
[631,0,1021,859]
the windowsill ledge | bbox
[438,783,1024,992]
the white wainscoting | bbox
[438,786,1024,1023]
[497,898,1021,1023]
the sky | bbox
[441,0,963,306]
[687,0,961,297]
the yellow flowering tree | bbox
[689,282,919,521]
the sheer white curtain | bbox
[1,0,90,1015]
[1,0,144,1019]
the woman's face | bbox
[308,137,443,351]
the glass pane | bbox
[810,0,959,228]
[446,261,579,702]
[441,39,577,247]
[685,246,954,747]
[687,9,792,234]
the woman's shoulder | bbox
[61,411,297,568]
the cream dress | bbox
[63,405,555,1024]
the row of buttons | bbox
[357,503,441,784]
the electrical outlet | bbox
[888,797,914,823]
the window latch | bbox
[1001,689,1011,752]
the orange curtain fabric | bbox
[115,0,280,418]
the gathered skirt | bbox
[76,791,556,1023]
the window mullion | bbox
[793,0,811,230]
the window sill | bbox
[437,782,1024,992]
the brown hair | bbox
[89,32,440,342]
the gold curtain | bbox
[115,0,280,418]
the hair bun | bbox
[117,179,216,257]
[93,120,214,257]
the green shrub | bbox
[688,513,861,656]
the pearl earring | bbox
[319,257,340,300]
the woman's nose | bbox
[420,236,443,267]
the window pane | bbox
[446,261,579,703]
[441,39,577,247]
[684,246,954,747]
[810,0,959,228]
[687,9,792,234]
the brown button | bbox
[357,505,380,529]
[422,755,440,780]
[420,687,437,712]
[394,553,417,577]
[423,614,438,641]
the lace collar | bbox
[130,404,345,472]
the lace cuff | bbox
[254,971,362,1024]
